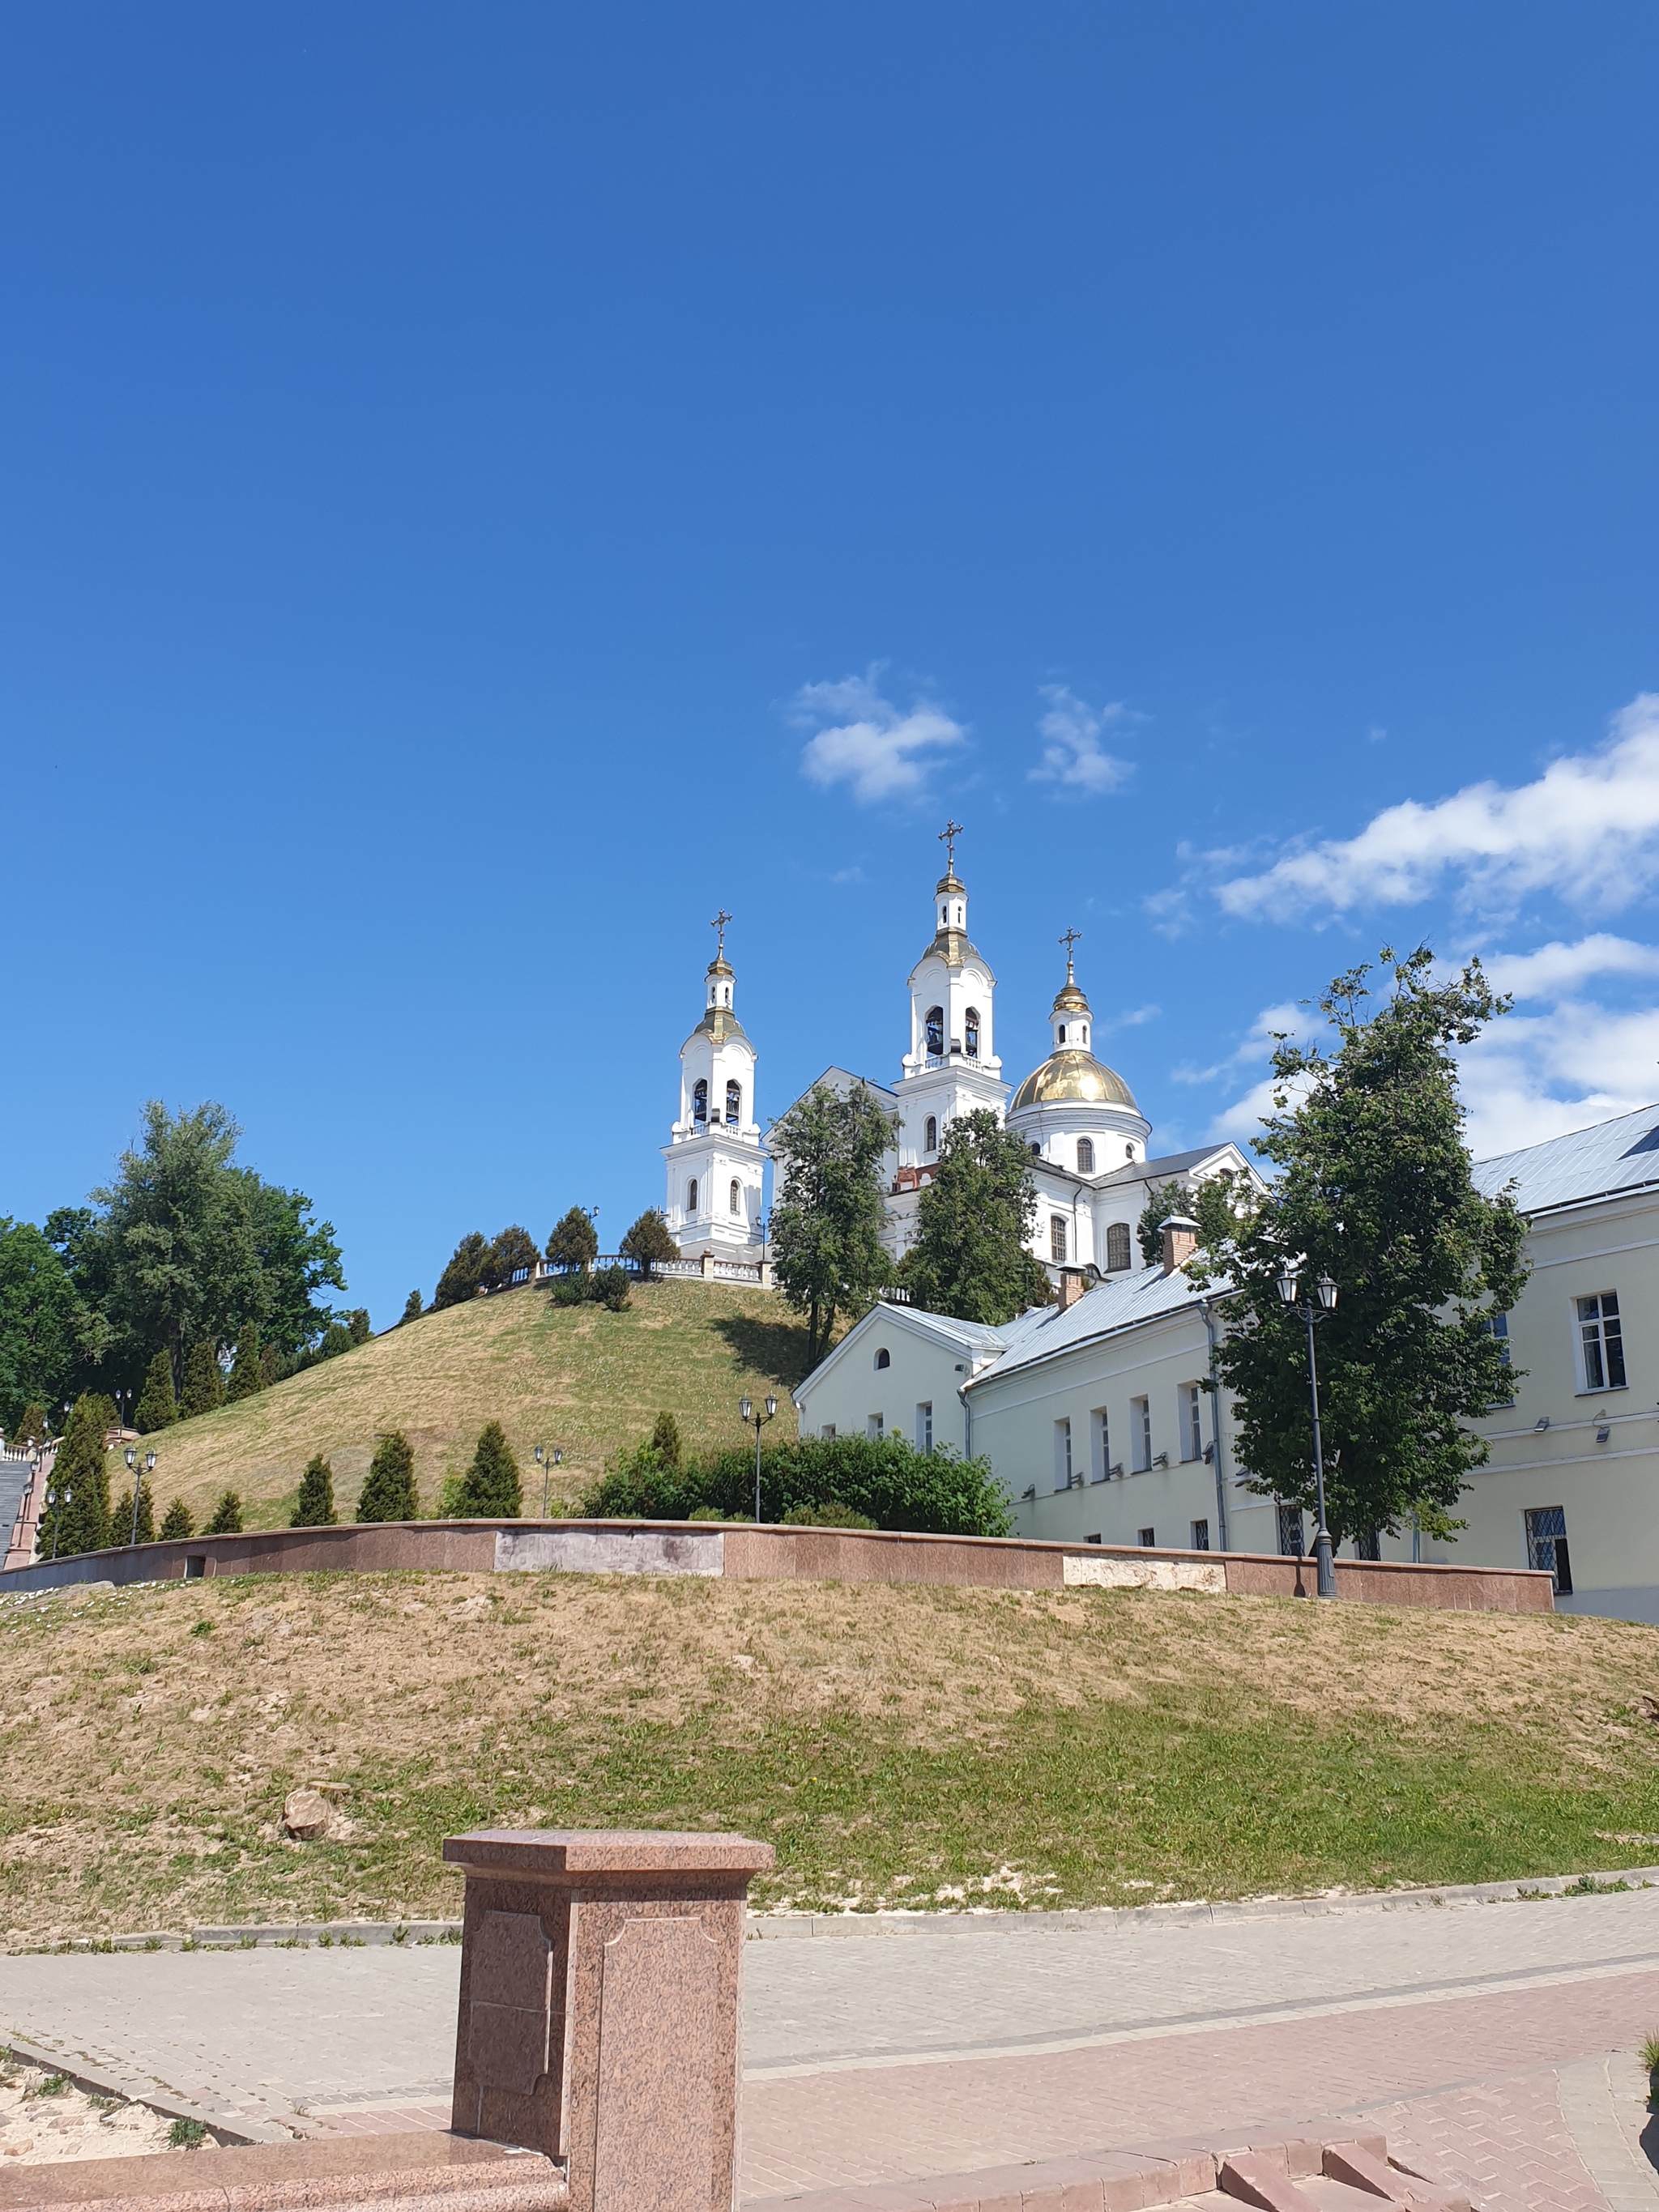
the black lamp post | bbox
[1275,1261,1339,1598]
[738,1395,778,1522]
[124,1446,157,1546]
[534,1443,564,1519]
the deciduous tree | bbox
[769,1083,894,1366]
[902,1109,1051,1324]
[0,1220,93,1438]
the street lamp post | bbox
[534,1444,565,1519]
[1275,1262,1339,1599]
[738,1395,778,1523]
[124,1447,157,1546]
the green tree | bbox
[239,1175,347,1365]
[544,1208,599,1274]
[769,1082,894,1366]
[620,1209,678,1280]
[433,1232,490,1310]
[110,1476,156,1545]
[0,1219,93,1437]
[344,1308,371,1345]
[456,1421,522,1515]
[902,1109,1051,1323]
[225,1323,264,1402]
[591,1264,630,1312]
[292,1454,338,1527]
[204,1489,243,1535]
[647,1410,683,1468]
[40,1393,116,1556]
[487,1226,539,1289]
[1136,1173,1253,1265]
[177,1341,224,1419]
[8,1399,48,1452]
[399,1289,424,1325]
[356,1431,418,1523]
[160,1498,194,1540]
[134,1349,177,1432]
[1203,948,1530,1546]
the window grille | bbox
[1577,1293,1626,1390]
[1525,1506,1572,1593]
[1356,1529,1381,1560]
[1276,1502,1305,1557]
[729,1180,741,1215]
[1190,1519,1209,1551]
[1077,1138,1094,1173]
[1105,1221,1131,1272]
[924,1116,937,1153]
[1137,1527,1155,1548]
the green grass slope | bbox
[5,1570,1659,1937]
[124,1282,809,1531]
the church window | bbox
[1077,1138,1094,1173]
[874,1347,890,1370]
[693,1079,708,1123]
[1125,1143,1135,1161]
[687,1178,699,1215]
[925,1005,944,1057]
[1058,1024,1066,1043]
[1105,1222,1131,1272]
[729,1179,741,1215]
[924,1116,937,1153]
[965,1008,980,1057]
[726,1080,741,1125]
[1050,1216,1068,1264]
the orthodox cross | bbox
[938,819,964,874]
[710,909,732,959]
[1060,926,1082,978]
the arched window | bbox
[965,1008,980,1058]
[729,1178,741,1214]
[687,1178,699,1215]
[1124,1142,1135,1161]
[1106,1221,1131,1272]
[1058,1024,1067,1044]
[925,1005,944,1057]
[693,1079,708,1123]
[726,1080,741,1125]
[1077,1138,1094,1173]
[1031,1142,1042,1157]
[924,1115,938,1153]
[874,1347,890,1370]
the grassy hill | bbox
[121,1281,810,1532]
[5,1567,1659,1939]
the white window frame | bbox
[1132,1395,1152,1473]
[1053,1417,1073,1491]
[1576,1290,1627,1393]
[1090,1408,1110,1482]
[1181,1383,1204,1463]
[820,1424,837,1440]
[1050,1215,1068,1264]
[867,1413,884,1440]
[916,1401,932,1452]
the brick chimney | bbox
[1160,1215,1200,1275]
[1057,1267,1090,1312]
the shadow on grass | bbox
[712,1311,815,1395]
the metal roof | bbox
[1089,1140,1255,1192]
[1471,1103,1659,1217]
[966,1262,1225,1387]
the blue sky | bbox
[5,4,1659,1324]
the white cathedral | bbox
[663,832,1254,1280]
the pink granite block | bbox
[1219,2154,1324,2212]
[1113,2142,1220,2199]
[1320,2147,1469,2212]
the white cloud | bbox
[1030,685,1132,796]
[1214,693,1659,923]
[1481,934,1659,999]
[794,669,966,805]
[1100,1003,1162,1032]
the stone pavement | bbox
[4,1892,1659,2207]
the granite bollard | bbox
[443,1828,774,2212]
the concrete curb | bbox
[0,2029,294,2145]
[9,1920,463,1954]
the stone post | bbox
[444,1828,774,2212]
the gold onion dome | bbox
[1011,1051,1138,1112]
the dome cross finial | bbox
[1059,925,1082,981]
[938,819,964,874]
[710,907,732,959]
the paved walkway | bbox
[5,1893,1659,2207]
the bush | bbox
[456,1421,522,1516]
[204,1489,243,1535]
[178,1343,224,1419]
[292,1455,337,1528]
[548,1264,630,1313]
[357,1431,417,1523]
[648,1411,682,1468]
[134,1353,177,1433]
[780,1500,877,1529]
[160,1498,194,1540]
[592,1264,630,1312]
[110,1481,156,1545]
[582,1430,1011,1537]
[226,1325,264,1402]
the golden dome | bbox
[1051,978,1090,1016]
[1010,1049,1139,1112]
[689,1007,748,1046]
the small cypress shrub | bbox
[399,1289,424,1325]
[433,1233,490,1310]
[544,1208,599,1274]
[648,1411,683,1468]
[356,1431,418,1523]
[204,1489,243,1535]
[346,1308,372,1346]
[592,1264,630,1312]
[42,1393,115,1555]
[620,1208,677,1280]
[160,1498,194,1540]
[178,1343,224,1420]
[134,1352,177,1433]
[457,1421,522,1516]
[292,1455,338,1528]
[110,1483,158,1545]
[226,1325,264,1403]
[7,1400,47,1452]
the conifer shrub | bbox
[356,1431,417,1523]
[346,1309,372,1345]
[178,1343,224,1420]
[486,1226,539,1289]
[134,1352,177,1433]
[647,1410,683,1468]
[226,1325,264,1402]
[583,1430,1012,1538]
[456,1421,522,1516]
[7,1400,47,1452]
[204,1490,243,1535]
[292,1455,338,1528]
[544,1208,599,1275]
[399,1289,424,1325]
[41,1393,116,1555]
[110,1482,156,1545]
[160,1498,194,1541]
[592,1265,630,1312]
[620,1208,678,1280]
[433,1233,490,1311]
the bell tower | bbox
[662,911,766,1258]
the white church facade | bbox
[663,830,1257,1278]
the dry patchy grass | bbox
[125,1282,808,1529]
[6,1571,1659,1938]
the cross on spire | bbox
[1060,926,1082,978]
[938,819,964,875]
[710,909,732,960]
